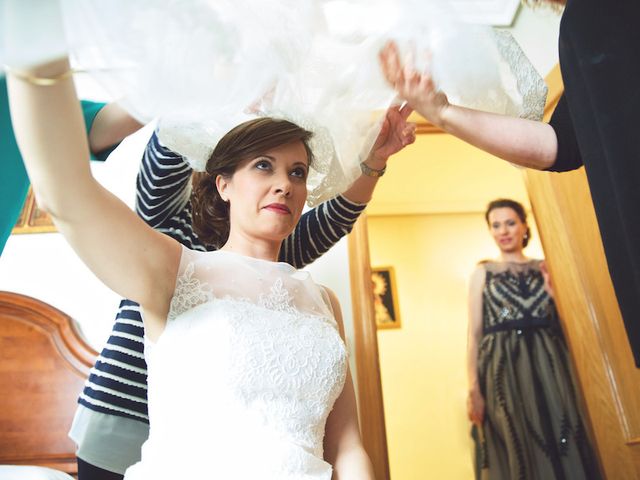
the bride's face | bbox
[217,140,309,243]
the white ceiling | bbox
[451,0,522,26]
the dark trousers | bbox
[77,457,124,480]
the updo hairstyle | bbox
[191,117,314,248]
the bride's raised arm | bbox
[7,57,180,331]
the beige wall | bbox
[367,132,534,216]
[369,214,543,479]
[364,110,547,479]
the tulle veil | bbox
[1,0,547,204]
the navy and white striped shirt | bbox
[78,132,366,423]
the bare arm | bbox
[379,41,558,170]
[467,264,486,425]
[540,260,555,299]
[88,102,144,155]
[439,106,558,170]
[7,58,179,334]
[323,289,375,480]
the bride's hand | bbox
[379,41,450,128]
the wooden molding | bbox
[523,64,640,479]
[542,64,564,117]
[348,216,391,480]
[11,187,57,235]
[416,121,444,135]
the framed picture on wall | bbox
[371,266,401,329]
[12,187,57,234]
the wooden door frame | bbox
[524,65,640,478]
[348,214,391,480]
[346,114,443,480]
[348,65,640,479]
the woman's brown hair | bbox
[191,117,314,248]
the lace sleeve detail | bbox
[167,262,215,321]
[492,29,548,121]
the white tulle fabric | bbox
[123,248,347,480]
[1,0,547,203]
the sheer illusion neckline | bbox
[492,259,536,265]
[214,249,296,273]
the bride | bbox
[7,53,376,478]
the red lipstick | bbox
[263,203,291,214]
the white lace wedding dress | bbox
[123,248,348,480]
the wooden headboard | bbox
[0,291,97,475]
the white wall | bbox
[0,123,152,348]
[509,4,561,77]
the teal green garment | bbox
[0,74,116,255]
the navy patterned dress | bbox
[474,260,600,480]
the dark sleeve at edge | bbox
[545,94,584,172]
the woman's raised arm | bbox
[379,41,559,171]
[7,57,180,330]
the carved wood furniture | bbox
[0,291,96,477]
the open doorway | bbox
[362,126,544,479]
[349,70,640,479]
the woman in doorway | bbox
[467,198,600,479]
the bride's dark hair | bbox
[191,117,314,248]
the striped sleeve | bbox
[135,131,194,228]
[78,299,150,422]
[155,207,207,251]
[279,195,366,268]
